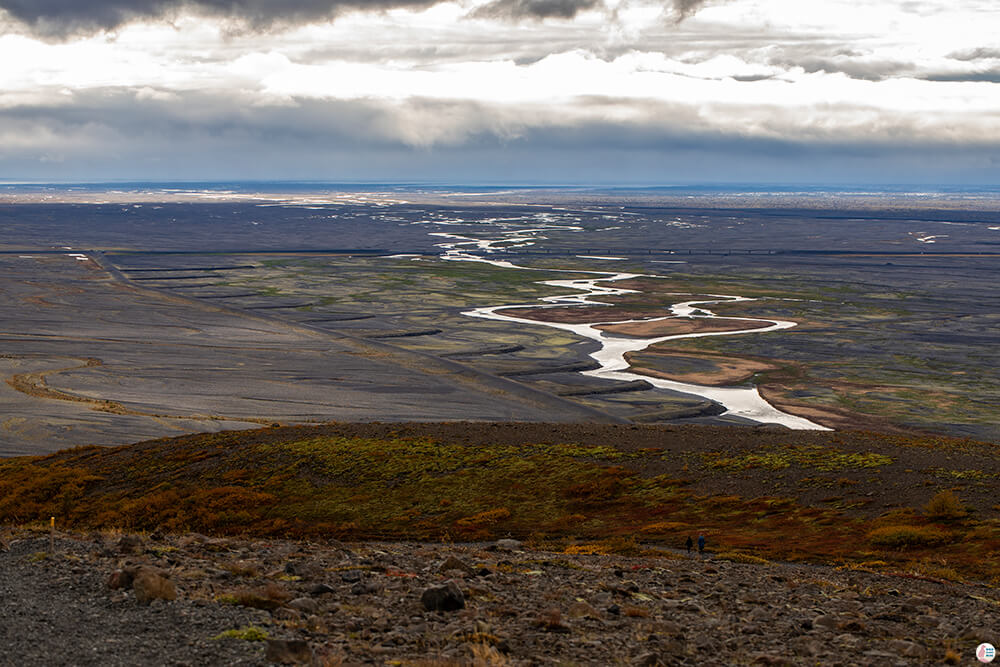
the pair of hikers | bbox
[685,534,706,557]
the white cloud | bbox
[0,0,998,181]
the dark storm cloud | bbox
[0,0,682,33]
[470,0,600,21]
[921,70,1000,83]
[0,0,727,36]
[671,0,711,20]
[471,0,718,21]
[0,0,437,36]
[730,74,776,82]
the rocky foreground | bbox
[0,528,993,666]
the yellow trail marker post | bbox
[50,516,55,554]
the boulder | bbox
[287,597,319,615]
[265,639,313,664]
[132,567,177,603]
[421,581,465,612]
[632,652,661,666]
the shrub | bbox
[716,551,770,565]
[904,558,964,582]
[638,521,686,534]
[867,525,952,548]
[454,508,511,529]
[564,536,641,556]
[924,490,967,521]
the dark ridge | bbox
[303,314,376,322]
[442,344,526,358]
[129,275,218,281]
[557,379,654,396]
[195,293,264,299]
[243,302,315,310]
[366,329,443,339]
[632,401,727,422]
[499,360,602,376]
[121,266,256,272]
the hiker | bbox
[697,534,706,557]
[685,535,693,556]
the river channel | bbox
[429,225,829,431]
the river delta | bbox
[1,185,998,452]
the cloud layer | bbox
[1,0,997,183]
[0,0,437,35]
[1,0,723,35]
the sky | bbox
[0,0,998,184]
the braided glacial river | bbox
[429,227,829,430]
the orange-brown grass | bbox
[1,425,1000,581]
[228,582,292,610]
[867,525,953,548]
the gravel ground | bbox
[0,535,272,666]
[1,528,997,666]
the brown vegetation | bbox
[1,422,999,582]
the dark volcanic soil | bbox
[1,528,994,666]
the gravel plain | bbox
[1,528,996,666]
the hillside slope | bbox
[3,422,999,582]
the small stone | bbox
[494,539,523,551]
[632,651,660,666]
[915,614,940,629]
[438,555,474,575]
[272,607,301,622]
[607,604,621,616]
[265,639,313,665]
[536,608,570,633]
[659,621,682,637]
[107,568,135,590]
[284,560,321,578]
[340,570,362,583]
[309,583,336,596]
[421,581,465,612]
[288,597,319,614]
[790,637,823,656]
[132,567,177,604]
[812,615,839,631]
[889,640,927,658]
[568,601,601,620]
[838,619,865,633]
[117,535,143,555]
